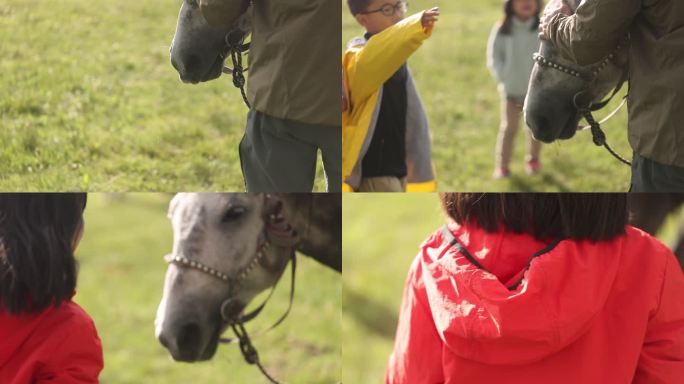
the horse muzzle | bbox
[157,317,221,362]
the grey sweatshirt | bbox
[486,17,540,99]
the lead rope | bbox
[223,29,251,108]
[232,322,281,384]
[580,108,631,166]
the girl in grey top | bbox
[487,0,543,179]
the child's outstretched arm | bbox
[346,8,439,104]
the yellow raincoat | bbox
[342,12,437,192]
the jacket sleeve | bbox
[346,11,433,105]
[634,254,684,383]
[386,257,444,384]
[547,0,640,65]
[486,24,506,82]
[36,317,104,384]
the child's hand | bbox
[539,1,572,39]
[421,7,440,29]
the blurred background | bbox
[74,193,340,383]
[342,193,684,383]
[342,0,631,191]
[0,1,327,191]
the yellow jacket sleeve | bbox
[345,12,433,106]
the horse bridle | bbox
[533,37,631,166]
[164,194,300,384]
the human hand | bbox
[421,7,440,29]
[539,0,572,39]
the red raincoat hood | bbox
[420,223,622,365]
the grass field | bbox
[342,0,632,191]
[342,193,683,383]
[0,1,326,191]
[74,194,340,383]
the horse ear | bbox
[199,0,250,28]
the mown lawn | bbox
[342,0,632,191]
[75,194,340,383]
[0,1,326,191]
[342,193,683,383]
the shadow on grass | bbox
[508,171,571,192]
[343,287,398,340]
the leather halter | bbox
[533,38,631,166]
[164,194,299,384]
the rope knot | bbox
[239,338,259,365]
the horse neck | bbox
[279,194,342,273]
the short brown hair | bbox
[347,0,371,15]
[440,193,627,241]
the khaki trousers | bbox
[356,177,407,192]
[495,97,541,169]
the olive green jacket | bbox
[247,0,341,127]
[548,0,684,166]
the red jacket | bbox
[0,296,103,384]
[386,224,684,384]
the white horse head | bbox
[524,0,629,143]
[155,193,292,362]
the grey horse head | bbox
[170,0,250,84]
[524,0,629,143]
[155,193,292,362]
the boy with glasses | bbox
[343,1,439,192]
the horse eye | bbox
[221,206,246,222]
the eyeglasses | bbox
[360,1,408,17]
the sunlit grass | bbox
[0,1,327,191]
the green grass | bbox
[342,193,683,383]
[0,1,327,191]
[343,0,632,191]
[75,194,340,383]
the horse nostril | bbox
[177,322,202,353]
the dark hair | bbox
[0,193,87,314]
[499,0,544,35]
[440,193,628,242]
[347,0,371,16]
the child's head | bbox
[500,0,544,34]
[348,0,407,35]
[440,193,628,242]
[0,193,88,314]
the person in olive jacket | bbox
[540,0,684,192]
[200,0,341,193]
